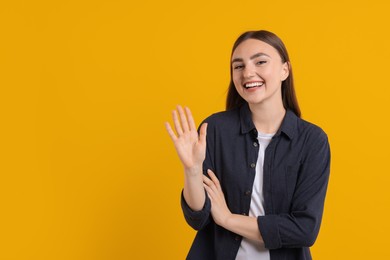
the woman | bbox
[165,30,330,260]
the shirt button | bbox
[250,163,256,168]
[253,142,258,147]
[245,190,251,196]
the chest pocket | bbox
[285,164,301,204]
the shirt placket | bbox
[263,136,276,215]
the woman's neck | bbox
[249,102,286,134]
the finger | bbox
[199,123,208,145]
[203,174,213,186]
[164,122,177,141]
[207,169,221,191]
[203,184,215,200]
[172,110,183,136]
[185,107,197,131]
[177,105,189,132]
[203,175,220,197]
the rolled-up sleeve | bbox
[181,190,212,230]
[258,129,331,249]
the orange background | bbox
[1,0,389,259]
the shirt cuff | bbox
[181,189,211,230]
[258,215,282,249]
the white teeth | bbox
[245,82,263,88]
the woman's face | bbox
[231,39,289,107]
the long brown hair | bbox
[226,30,301,118]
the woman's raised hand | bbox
[165,106,207,173]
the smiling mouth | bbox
[244,82,264,89]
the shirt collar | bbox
[239,103,256,135]
[239,103,297,140]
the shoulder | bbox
[296,117,328,141]
[282,110,328,144]
[199,108,242,141]
[202,107,240,128]
[294,117,330,154]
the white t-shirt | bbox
[236,131,274,260]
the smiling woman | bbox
[227,31,300,119]
[165,30,330,260]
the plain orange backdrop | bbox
[1,0,390,259]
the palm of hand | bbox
[173,128,205,169]
[165,106,208,170]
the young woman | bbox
[165,30,330,260]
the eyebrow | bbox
[231,52,271,64]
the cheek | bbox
[233,82,241,93]
[232,74,241,88]
[260,67,273,77]
[262,67,281,81]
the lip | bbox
[243,81,264,89]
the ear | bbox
[281,61,290,81]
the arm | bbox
[204,132,331,248]
[259,132,331,249]
[203,169,264,243]
[165,105,207,210]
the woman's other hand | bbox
[203,169,232,227]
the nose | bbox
[243,64,255,79]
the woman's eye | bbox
[256,61,267,65]
[233,65,244,70]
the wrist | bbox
[219,212,234,229]
[184,165,203,177]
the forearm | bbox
[223,214,264,243]
[203,170,263,242]
[183,166,206,211]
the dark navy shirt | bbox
[181,103,331,260]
